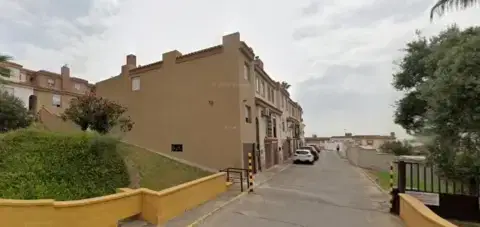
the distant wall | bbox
[346,145,395,172]
[0,172,227,227]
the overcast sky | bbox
[1,0,479,138]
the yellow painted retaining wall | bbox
[0,172,227,227]
[399,194,457,227]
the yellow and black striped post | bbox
[248,151,254,192]
[389,161,394,209]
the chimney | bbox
[61,64,70,90]
[126,54,137,68]
[254,56,263,69]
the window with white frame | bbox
[267,87,271,101]
[52,94,61,107]
[244,105,252,123]
[19,72,26,82]
[47,78,55,87]
[132,77,140,91]
[260,81,265,97]
[74,83,81,90]
[243,63,250,81]
[255,76,260,93]
[271,89,275,103]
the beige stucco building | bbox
[321,132,396,150]
[95,32,304,172]
[0,61,92,115]
[352,133,396,149]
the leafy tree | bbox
[430,0,479,20]
[61,92,134,134]
[0,91,33,132]
[393,25,480,192]
[380,140,413,156]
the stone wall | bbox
[345,145,395,172]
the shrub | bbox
[380,140,413,156]
[0,129,130,200]
[0,91,33,132]
[61,92,134,134]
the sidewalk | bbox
[164,161,292,227]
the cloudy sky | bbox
[1,0,478,138]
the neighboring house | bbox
[305,136,330,148]
[352,132,396,149]
[253,63,303,170]
[95,32,304,172]
[324,132,396,150]
[0,62,92,115]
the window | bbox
[74,83,81,90]
[280,95,284,108]
[271,89,275,103]
[19,72,26,82]
[273,118,277,138]
[367,140,374,145]
[282,121,285,131]
[47,78,55,87]
[52,94,61,107]
[244,105,252,123]
[132,77,140,91]
[243,63,250,81]
[255,76,260,92]
[260,81,265,96]
[267,87,271,101]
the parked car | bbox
[293,149,315,164]
[300,146,319,161]
[308,145,321,153]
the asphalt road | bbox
[196,150,404,227]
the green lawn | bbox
[366,169,461,193]
[117,143,211,191]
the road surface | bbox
[195,150,404,227]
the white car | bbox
[293,149,315,164]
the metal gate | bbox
[391,160,480,222]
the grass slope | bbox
[117,143,211,191]
[0,129,130,200]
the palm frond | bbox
[0,55,11,62]
[430,0,479,20]
[0,54,12,78]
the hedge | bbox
[0,129,130,200]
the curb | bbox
[186,163,291,227]
[355,167,390,195]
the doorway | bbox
[28,95,37,112]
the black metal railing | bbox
[396,161,479,196]
[219,168,250,192]
[391,160,480,222]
